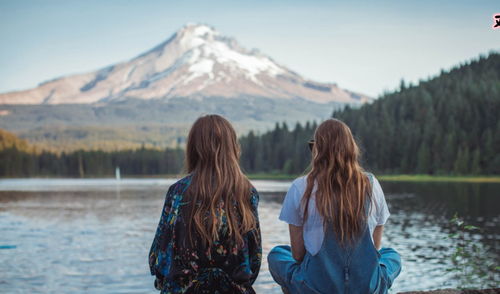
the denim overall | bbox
[268,189,402,293]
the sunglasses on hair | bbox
[308,140,315,151]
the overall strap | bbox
[345,172,374,293]
[365,172,374,216]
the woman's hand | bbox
[289,224,306,263]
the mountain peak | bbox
[0,24,371,105]
[180,23,218,37]
[176,24,219,51]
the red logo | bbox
[494,14,500,29]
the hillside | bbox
[333,53,500,174]
[0,129,31,152]
[0,128,186,177]
[2,50,499,177]
[236,53,500,175]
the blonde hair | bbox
[302,119,371,245]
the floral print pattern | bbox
[149,175,262,294]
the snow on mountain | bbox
[0,24,371,105]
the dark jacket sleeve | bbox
[248,188,262,285]
[149,184,175,277]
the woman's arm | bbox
[149,185,175,276]
[373,225,384,250]
[289,224,305,263]
[248,189,262,284]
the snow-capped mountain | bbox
[0,24,373,151]
[0,24,370,105]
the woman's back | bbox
[268,119,401,294]
[149,115,262,294]
[279,174,389,256]
[301,222,379,293]
[275,173,380,293]
[149,175,261,294]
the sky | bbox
[0,0,498,97]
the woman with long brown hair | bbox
[268,119,401,293]
[149,115,261,294]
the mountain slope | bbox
[0,129,31,152]
[333,53,500,174]
[0,23,372,151]
[0,24,370,105]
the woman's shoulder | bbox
[249,184,258,195]
[249,185,259,209]
[364,171,381,186]
[364,171,375,179]
[284,176,308,203]
[364,172,385,203]
[167,174,193,195]
[292,175,307,188]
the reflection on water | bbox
[0,179,498,293]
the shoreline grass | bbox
[376,174,500,183]
[246,173,500,183]
[246,174,500,183]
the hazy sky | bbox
[0,0,498,97]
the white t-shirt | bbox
[279,175,390,255]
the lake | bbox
[0,178,498,293]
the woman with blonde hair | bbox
[268,118,401,293]
[149,114,261,294]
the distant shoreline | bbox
[1,174,499,183]
[246,174,500,183]
[377,174,500,183]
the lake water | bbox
[0,178,498,293]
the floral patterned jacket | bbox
[149,174,262,294]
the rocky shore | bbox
[399,289,500,294]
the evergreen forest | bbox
[1,53,498,177]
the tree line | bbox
[332,53,500,175]
[0,144,183,177]
[239,122,315,174]
[1,53,498,177]
[242,53,500,175]
[0,122,316,177]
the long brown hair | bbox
[302,119,371,245]
[184,114,256,248]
